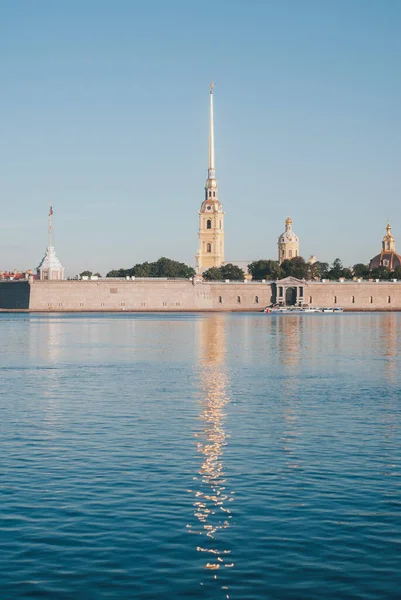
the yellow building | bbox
[278,216,300,264]
[196,84,225,274]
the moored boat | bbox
[263,306,344,314]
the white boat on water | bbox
[263,306,343,314]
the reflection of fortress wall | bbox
[3,279,401,311]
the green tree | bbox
[353,263,370,279]
[327,258,344,280]
[80,270,93,278]
[392,265,401,279]
[371,266,391,280]
[133,262,152,277]
[220,263,245,281]
[290,256,308,279]
[202,267,223,281]
[280,259,293,278]
[106,269,128,278]
[315,262,330,279]
[106,258,195,279]
[280,257,308,279]
[248,259,282,280]
[149,257,195,278]
[94,272,102,277]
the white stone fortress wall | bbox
[2,279,401,311]
[26,279,274,312]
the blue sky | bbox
[1,0,400,275]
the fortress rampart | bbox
[1,278,401,312]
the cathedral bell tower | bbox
[196,83,225,274]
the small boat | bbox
[264,306,319,314]
[263,306,343,314]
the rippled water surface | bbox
[1,312,401,599]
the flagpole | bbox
[49,205,53,247]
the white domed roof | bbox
[37,246,64,271]
[279,231,299,243]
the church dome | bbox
[369,222,401,271]
[280,230,299,243]
[369,252,401,271]
[278,215,299,243]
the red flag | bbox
[49,205,53,216]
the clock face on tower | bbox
[206,205,212,211]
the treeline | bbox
[248,257,354,281]
[106,257,195,279]
[248,257,401,281]
[203,264,245,281]
[75,257,401,282]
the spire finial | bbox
[208,83,215,179]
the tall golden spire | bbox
[208,82,215,180]
[196,84,225,274]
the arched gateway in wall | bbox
[273,277,307,307]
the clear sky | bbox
[1,0,400,275]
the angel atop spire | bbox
[210,82,215,94]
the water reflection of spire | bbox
[274,317,303,471]
[188,315,234,597]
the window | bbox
[289,249,293,258]
[333,296,337,304]
[237,296,241,303]
[219,220,222,229]
[352,296,355,304]
[207,219,212,229]
[207,243,212,253]
[209,191,212,197]
[295,250,298,256]
[255,296,259,304]
[281,249,285,257]
[369,296,373,304]
[213,191,216,197]
[218,296,222,303]
[309,296,312,304]
[388,296,391,304]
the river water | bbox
[0,312,400,599]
